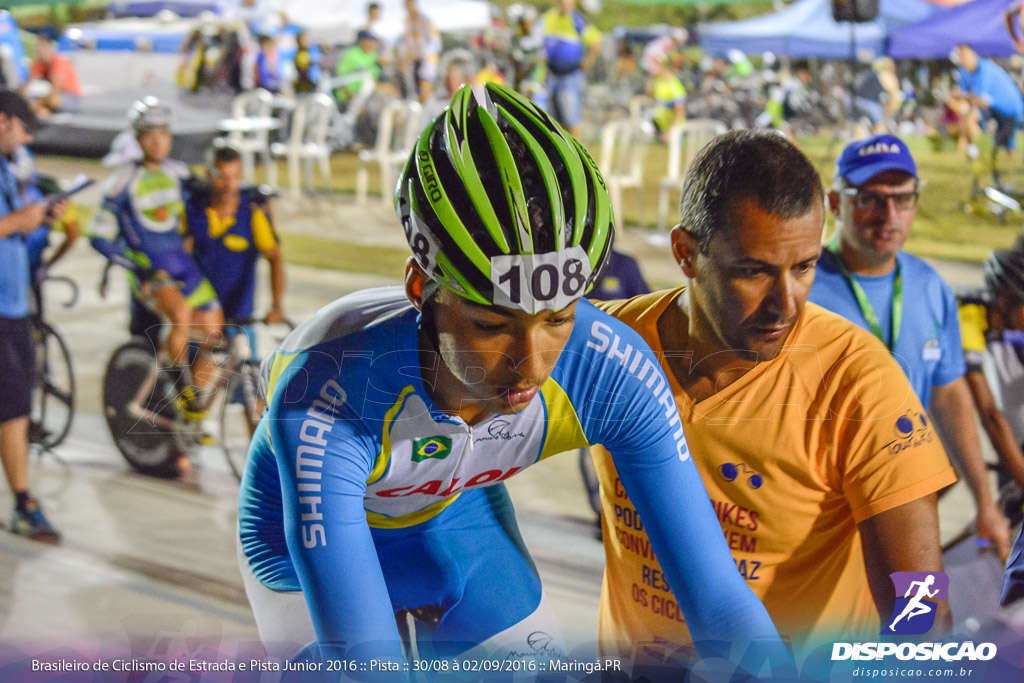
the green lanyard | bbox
[826,240,902,352]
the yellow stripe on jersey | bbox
[959,302,988,354]
[365,495,462,529]
[539,377,588,460]
[266,352,300,400]
[368,385,416,485]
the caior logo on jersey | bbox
[884,411,934,456]
[882,571,948,635]
[411,436,452,462]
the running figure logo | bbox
[883,571,949,635]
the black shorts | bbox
[991,110,1020,151]
[0,316,34,423]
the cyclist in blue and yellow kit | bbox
[89,98,223,420]
[237,84,789,674]
[184,145,286,351]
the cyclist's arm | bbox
[929,377,1010,560]
[577,315,788,667]
[87,202,148,275]
[966,368,1024,487]
[253,206,286,319]
[269,354,405,663]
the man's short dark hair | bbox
[213,145,242,165]
[368,1,382,10]
[679,130,822,253]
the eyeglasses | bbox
[841,188,919,212]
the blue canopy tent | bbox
[889,0,1018,58]
[699,0,942,58]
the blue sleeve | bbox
[1001,525,1024,607]
[566,306,789,666]
[935,283,967,387]
[268,349,405,663]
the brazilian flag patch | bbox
[411,436,452,463]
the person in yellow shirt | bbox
[650,56,686,142]
[591,130,955,670]
[538,0,601,137]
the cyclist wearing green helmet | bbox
[238,84,786,671]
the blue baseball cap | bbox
[835,134,917,185]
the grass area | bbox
[284,233,408,278]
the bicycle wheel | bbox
[102,338,181,478]
[219,360,262,481]
[30,321,75,450]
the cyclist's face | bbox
[834,170,917,267]
[137,128,172,162]
[427,287,577,421]
[212,159,243,196]
[676,197,823,359]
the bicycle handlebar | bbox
[39,274,79,309]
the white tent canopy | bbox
[269,0,493,45]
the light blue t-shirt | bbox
[0,157,29,319]
[809,248,965,407]
[957,58,1024,124]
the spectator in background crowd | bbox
[852,57,902,137]
[254,34,280,93]
[539,0,600,138]
[335,30,382,105]
[650,55,686,142]
[641,27,687,76]
[508,3,546,103]
[397,0,441,103]
[292,30,320,94]
[948,44,1024,161]
[24,34,82,117]
[810,134,1011,560]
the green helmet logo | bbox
[395,83,614,313]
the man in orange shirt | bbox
[24,34,82,117]
[591,130,955,668]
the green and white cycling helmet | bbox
[395,83,614,314]
[129,97,172,131]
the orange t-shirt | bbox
[592,288,957,659]
[29,54,82,97]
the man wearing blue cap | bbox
[810,134,1011,560]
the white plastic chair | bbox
[656,119,727,231]
[356,99,423,206]
[271,94,336,198]
[220,88,277,186]
[599,117,651,226]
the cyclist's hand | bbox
[975,502,1011,562]
[46,198,69,225]
[263,307,287,325]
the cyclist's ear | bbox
[405,257,428,311]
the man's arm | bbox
[930,377,1011,560]
[966,368,1024,487]
[263,246,286,323]
[859,495,951,636]
[0,203,48,239]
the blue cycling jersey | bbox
[239,287,783,662]
[88,160,191,274]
